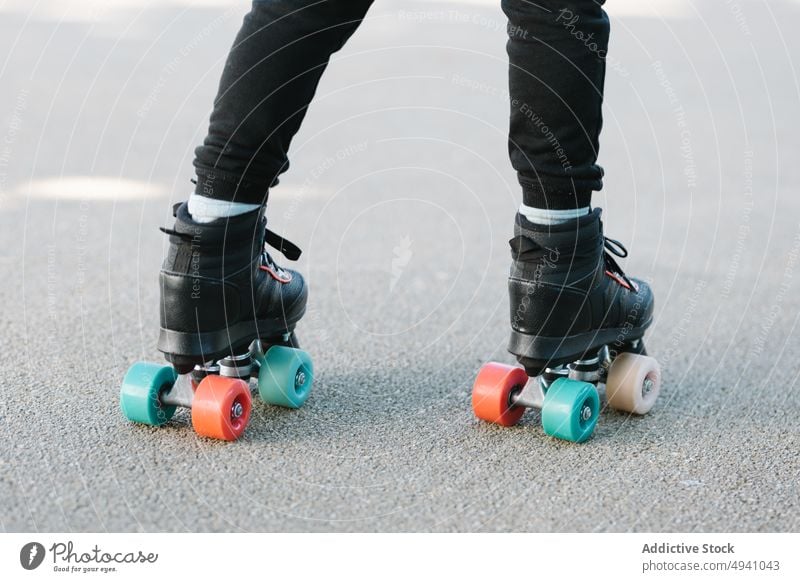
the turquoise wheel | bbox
[120,362,178,426]
[541,377,599,443]
[257,346,313,408]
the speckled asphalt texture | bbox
[1,1,799,532]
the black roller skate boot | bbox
[507,208,653,374]
[472,208,661,443]
[156,202,307,370]
[119,202,314,441]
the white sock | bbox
[187,192,261,224]
[519,204,591,225]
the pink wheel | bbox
[471,362,528,427]
[605,352,661,414]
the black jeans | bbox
[194,0,609,209]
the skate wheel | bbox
[605,352,661,414]
[471,362,528,427]
[191,376,252,441]
[541,378,599,443]
[258,346,313,408]
[120,362,178,426]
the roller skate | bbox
[472,208,660,442]
[120,202,313,441]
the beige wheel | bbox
[605,352,661,414]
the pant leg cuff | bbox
[193,167,272,205]
[520,177,597,210]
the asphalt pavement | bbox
[1,0,799,531]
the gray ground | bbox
[1,0,799,532]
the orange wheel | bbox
[191,375,252,441]
[471,362,528,427]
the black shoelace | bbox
[603,237,635,290]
